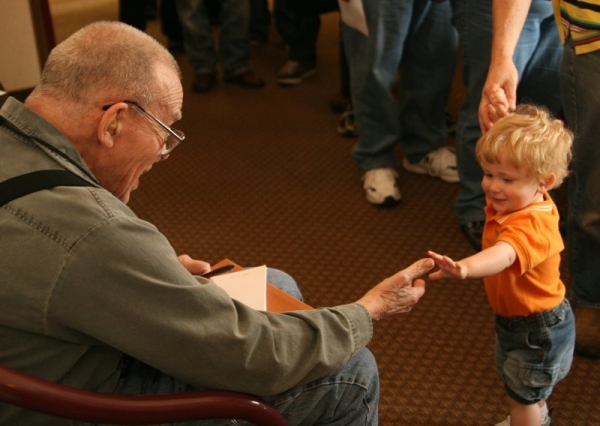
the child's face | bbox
[480,155,547,215]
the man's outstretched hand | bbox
[356,258,434,321]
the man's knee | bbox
[344,348,379,392]
[266,267,303,301]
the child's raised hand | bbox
[427,250,467,280]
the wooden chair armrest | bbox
[0,366,286,425]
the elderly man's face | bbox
[101,67,183,203]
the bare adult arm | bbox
[479,0,532,132]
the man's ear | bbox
[98,103,128,148]
[539,174,556,193]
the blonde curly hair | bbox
[476,104,573,189]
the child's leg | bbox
[506,396,547,425]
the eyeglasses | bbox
[102,100,185,157]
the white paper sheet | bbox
[211,266,267,310]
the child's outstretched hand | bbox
[427,250,468,280]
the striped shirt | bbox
[553,0,600,53]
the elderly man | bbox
[0,21,433,425]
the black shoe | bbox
[445,112,457,136]
[192,73,216,93]
[224,70,265,89]
[461,221,484,251]
[330,93,351,113]
[277,60,317,86]
[337,105,358,138]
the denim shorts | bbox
[494,299,575,404]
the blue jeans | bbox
[249,0,270,42]
[451,0,562,225]
[175,0,251,77]
[274,0,320,65]
[561,39,600,308]
[494,300,574,404]
[342,0,457,171]
[113,268,380,426]
[273,0,293,44]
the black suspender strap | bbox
[0,170,91,207]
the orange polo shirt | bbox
[482,194,566,317]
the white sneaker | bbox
[362,168,401,205]
[402,146,459,183]
[277,60,317,86]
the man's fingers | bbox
[389,258,433,286]
[506,91,517,112]
[479,110,494,133]
[413,278,426,289]
[428,270,444,281]
[391,286,426,314]
[359,260,432,320]
[404,258,435,280]
[177,254,193,268]
[177,254,210,275]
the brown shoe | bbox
[574,306,600,358]
[192,73,216,93]
[224,70,265,89]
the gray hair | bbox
[35,21,181,106]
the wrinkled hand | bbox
[356,258,434,321]
[178,254,211,275]
[427,250,467,280]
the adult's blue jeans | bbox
[249,0,270,42]
[560,39,600,308]
[274,0,320,66]
[342,0,458,171]
[113,268,380,426]
[451,0,562,225]
[175,0,251,77]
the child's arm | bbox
[428,241,516,280]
